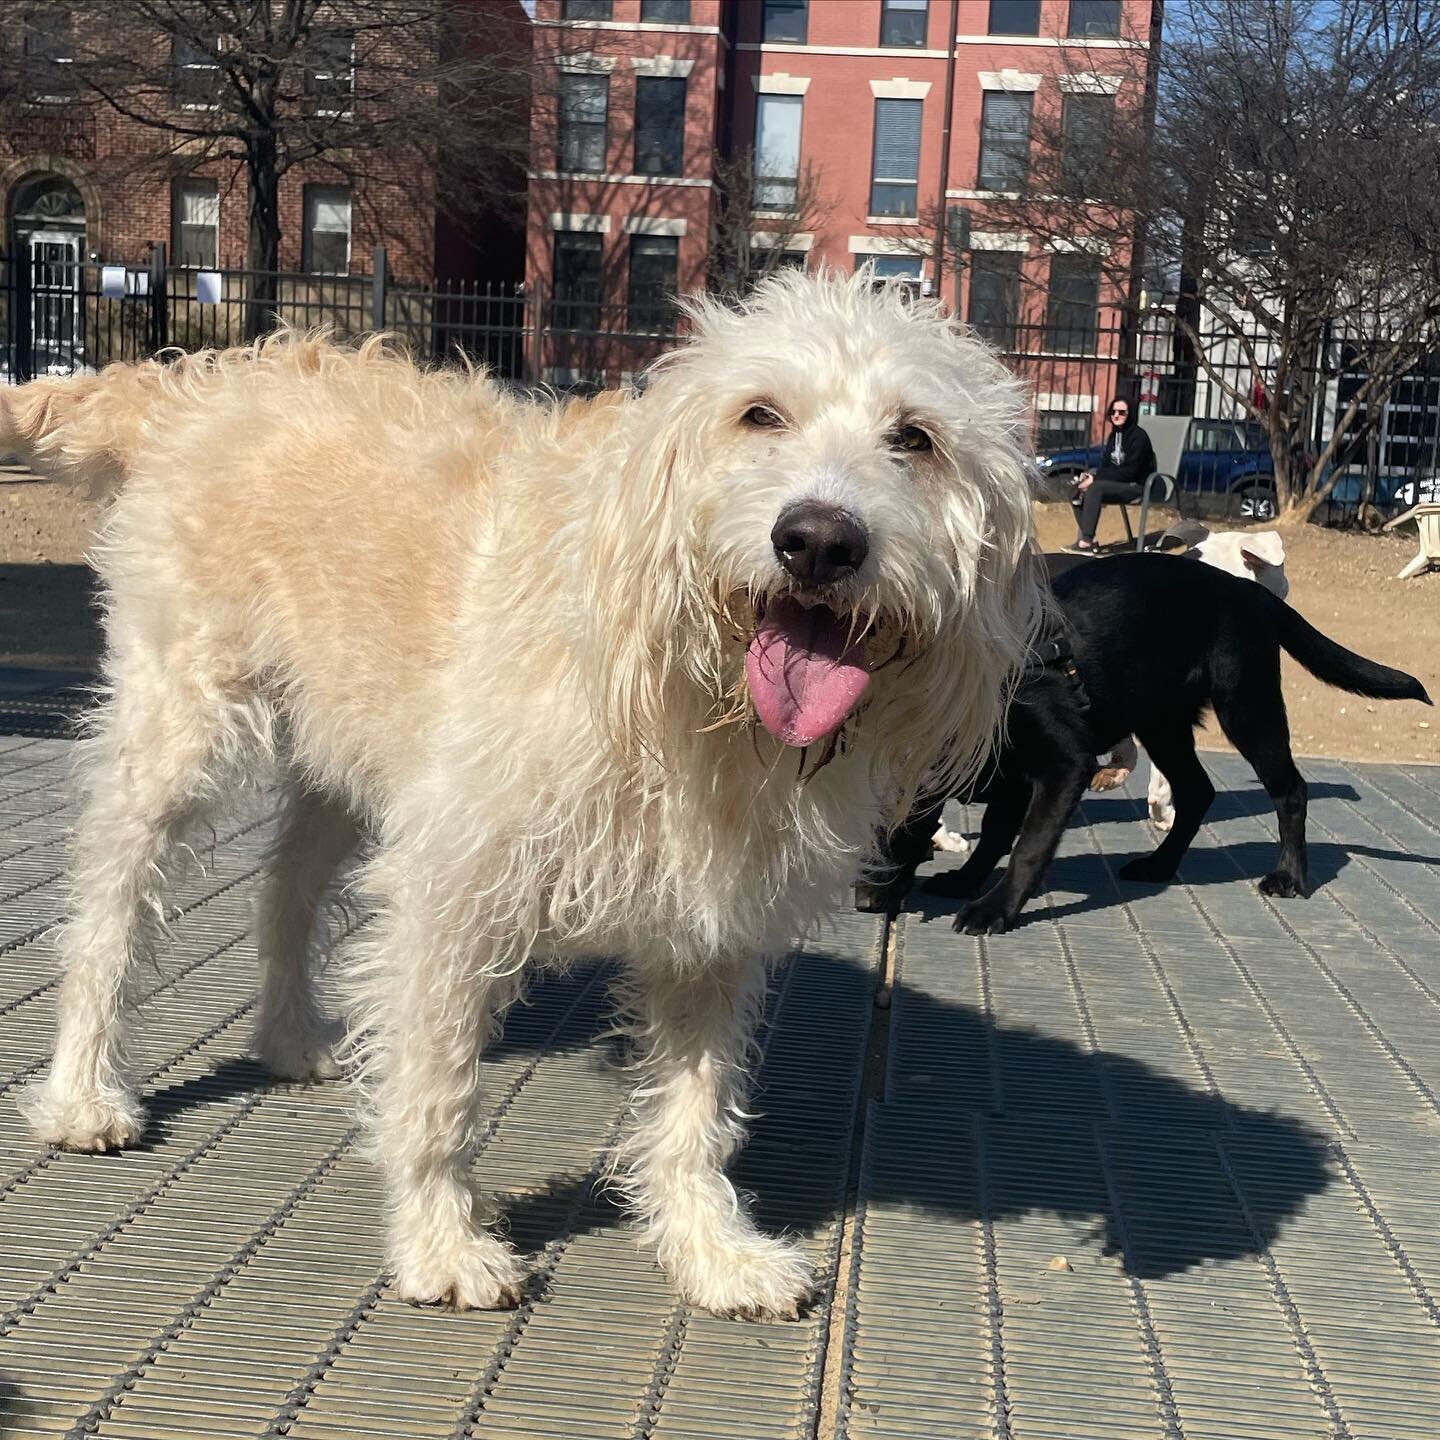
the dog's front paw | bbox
[21,1081,145,1153]
[674,1233,814,1322]
[1148,802,1176,831]
[1259,870,1308,899]
[392,1234,528,1311]
[1119,855,1176,884]
[255,1016,346,1083]
[855,875,912,914]
[954,895,1015,935]
[932,826,972,856]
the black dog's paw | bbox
[923,869,984,900]
[1118,855,1176,884]
[1258,870,1308,899]
[953,896,1014,936]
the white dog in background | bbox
[3,272,1041,1320]
[1092,522,1291,828]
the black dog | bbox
[861,552,1430,933]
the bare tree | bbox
[981,0,1440,523]
[0,2,531,283]
[705,150,834,296]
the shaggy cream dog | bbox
[3,272,1040,1319]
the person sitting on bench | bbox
[1066,398,1156,555]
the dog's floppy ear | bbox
[582,387,706,764]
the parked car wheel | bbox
[1236,484,1278,521]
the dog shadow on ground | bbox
[485,952,1334,1285]
[945,838,1440,929]
[119,946,1334,1288]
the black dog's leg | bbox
[1212,692,1309,897]
[1118,725,1215,883]
[924,776,1026,900]
[856,794,948,913]
[953,763,1092,935]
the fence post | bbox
[371,245,388,333]
[13,248,33,384]
[148,242,168,355]
[526,279,545,387]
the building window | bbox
[1069,0,1122,37]
[23,8,76,104]
[1045,253,1101,353]
[641,0,691,19]
[635,75,685,177]
[1061,91,1114,191]
[880,0,928,46]
[303,186,352,275]
[173,34,221,109]
[870,98,922,217]
[563,0,613,18]
[559,71,609,173]
[967,250,1023,350]
[628,234,679,332]
[754,93,803,209]
[977,90,1032,191]
[988,0,1040,35]
[306,30,354,119]
[172,180,219,268]
[553,230,604,329]
[762,0,808,44]
[1037,409,1091,453]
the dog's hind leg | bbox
[351,851,529,1311]
[612,953,813,1320]
[1118,726,1214,883]
[1212,690,1309,897]
[23,671,259,1152]
[253,783,360,1082]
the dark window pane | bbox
[24,7,76,101]
[628,234,679,331]
[1061,91,1113,190]
[988,0,1040,34]
[303,187,351,275]
[563,0,613,18]
[1068,0,1121,37]
[306,29,354,117]
[1045,253,1100,353]
[871,98,922,216]
[641,0,691,19]
[559,72,608,172]
[763,0,808,43]
[880,0,928,47]
[554,231,604,329]
[1038,410,1090,452]
[968,250,1022,349]
[172,180,219,268]
[173,35,222,107]
[635,76,685,176]
[978,90,1032,190]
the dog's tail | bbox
[0,363,167,499]
[1274,596,1432,705]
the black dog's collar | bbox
[1024,629,1091,712]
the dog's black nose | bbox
[771,502,869,587]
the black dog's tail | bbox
[1274,598,1432,704]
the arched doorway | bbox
[7,173,87,375]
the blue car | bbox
[1036,416,1280,520]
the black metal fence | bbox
[4,246,1435,520]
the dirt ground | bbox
[1,463,1436,763]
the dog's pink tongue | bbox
[745,598,872,747]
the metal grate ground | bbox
[0,712,1436,1439]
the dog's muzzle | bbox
[771,501,868,589]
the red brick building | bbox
[1,3,529,288]
[528,0,1158,430]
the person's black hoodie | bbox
[1093,408,1156,486]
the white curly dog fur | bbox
[3,272,1040,1319]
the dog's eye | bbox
[888,424,933,453]
[742,404,785,430]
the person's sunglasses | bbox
[1110,406,1128,416]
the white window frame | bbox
[172,178,220,269]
